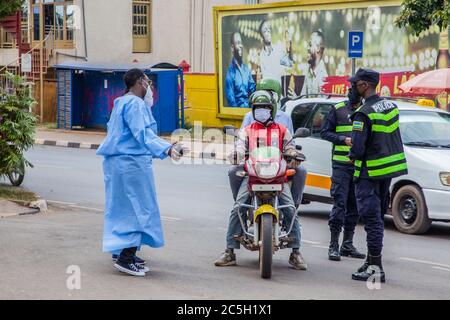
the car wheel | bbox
[392,185,431,235]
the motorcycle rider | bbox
[214,90,307,270]
[228,78,307,209]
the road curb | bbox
[34,139,228,160]
[0,199,41,218]
[35,139,100,150]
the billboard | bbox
[214,0,450,117]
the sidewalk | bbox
[35,127,106,149]
[35,127,231,160]
[0,200,39,218]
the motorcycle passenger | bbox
[214,90,307,270]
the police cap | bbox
[348,68,380,85]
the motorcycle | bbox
[224,125,311,279]
[0,141,26,187]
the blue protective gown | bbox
[96,94,172,254]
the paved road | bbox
[1,145,450,299]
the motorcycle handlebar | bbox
[237,152,305,162]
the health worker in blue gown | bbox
[97,68,184,277]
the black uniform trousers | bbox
[354,178,391,257]
[329,166,359,234]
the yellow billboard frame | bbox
[213,0,401,119]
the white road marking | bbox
[69,205,104,212]
[432,266,450,272]
[47,200,76,205]
[48,200,181,221]
[399,257,450,269]
[301,240,322,245]
[161,216,181,221]
[311,245,329,249]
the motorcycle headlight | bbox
[255,162,280,179]
[440,172,450,186]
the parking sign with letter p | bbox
[348,31,364,58]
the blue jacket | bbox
[225,58,256,108]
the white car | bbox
[284,96,450,235]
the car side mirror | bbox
[293,127,311,139]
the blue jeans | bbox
[228,164,307,206]
[226,177,301,249]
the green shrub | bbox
[0,72,37,175]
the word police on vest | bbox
[372,100,396,113]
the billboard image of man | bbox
[259,20,293,84]
[225,32,256,108]
[301,30,328,95]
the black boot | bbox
[328,231,341,261]
[340,231,366,259]
[357,256,369,273]
[352,254,386,283]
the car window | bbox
[306,104,333,138]
[291,103,316,132]
[400,110,450,145]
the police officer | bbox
[348,68,408,283]
[321,88,365,261]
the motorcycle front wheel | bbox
[8,160,25,186]
[259,213,273,279]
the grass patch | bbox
[0,185,38,203]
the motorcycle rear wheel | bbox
[7,160,25,187]
[259,213,273,279]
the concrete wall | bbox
[50,0,286,72]
[1,0,296,71]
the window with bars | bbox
[31,0,74,47]
[133,0,152,53]
[0,1,29,48]
[243,0,260,4]
[22,0,30,44]
[0,28,16,49]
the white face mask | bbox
[144,85,154,108]
[254,108,272,124]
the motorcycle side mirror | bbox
[223,125,237,136]
[293,127,311,139]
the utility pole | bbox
[39,39,43,123]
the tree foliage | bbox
[0,0,24,20]
[0,72,37,175]
[395,0,450,35]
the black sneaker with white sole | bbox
[112,254,147,266]
[133,255,146,265]
[136,264,150,273]
[114,261,146,277]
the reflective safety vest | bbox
[352,98,408,179]
[332,101,354,165]
[245,121,286,153]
